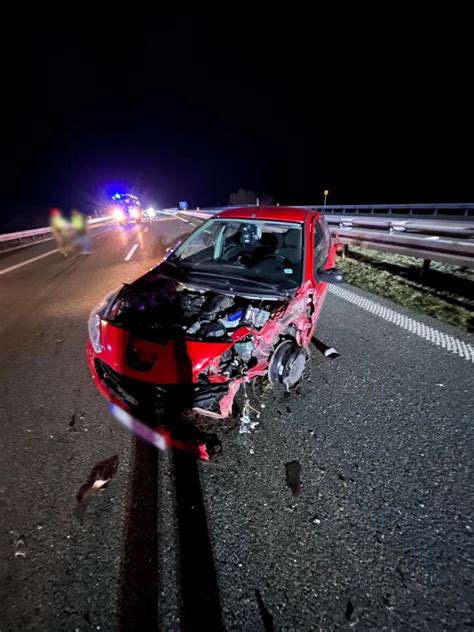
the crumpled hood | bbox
[98,266,283,384]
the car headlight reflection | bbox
[88,289,121,353]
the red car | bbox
[87,206,343,459]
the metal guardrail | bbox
[324,215,474,238]
[0,216,112,253]
[316,204,474,218]
[332,228,474,268]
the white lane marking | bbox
[329,285,474,362]
[92,226,115,238]
[144,227,149,233]
[124,243,139,261]
[0,248,59,275]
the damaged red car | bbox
[86,206,343,459]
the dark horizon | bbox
[1,5,472,231]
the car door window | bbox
[314,218,329,272]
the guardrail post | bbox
[420,259,431,279]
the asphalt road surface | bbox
[0,217,472,631]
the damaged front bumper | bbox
[87,342,238,460]
[94,357,231,416]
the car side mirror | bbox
[316,267,344,284]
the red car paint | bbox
[87,206,339,456]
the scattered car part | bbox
[74,454,119,521]
[312,337,341,359]
[285,461,302,496]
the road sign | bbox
[179,201,188,210]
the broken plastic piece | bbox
[285,461,302,496]
[14,539,26,558]
[74,454,120,521]
[239,414,252,434]
[313,337,340,359]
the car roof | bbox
[215,206,320,223]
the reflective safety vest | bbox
[72,213,86,233]
[51,215,68,232]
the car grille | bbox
[95,358,228,416]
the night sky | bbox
[1,5,471,230]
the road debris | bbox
[239,414,259,434]
[312,337,341,359]
[285,461,302,496]
[239,394,260,434]
[345,599,359,626]
[69,413,76,428]
[337,471,354,484]
[345,599,354,619]
[255,589,275,632]
[74,455,119,521]
[14,538,26,558]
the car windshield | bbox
[172,218,303,293]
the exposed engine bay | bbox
[108,282,279,344]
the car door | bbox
[309,214,332,330]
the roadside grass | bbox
[338,247,474,332]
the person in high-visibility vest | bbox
[71,209,91,254]
[50,208,72,256]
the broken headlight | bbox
[88,288,121,353]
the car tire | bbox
[268,340,306,390]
